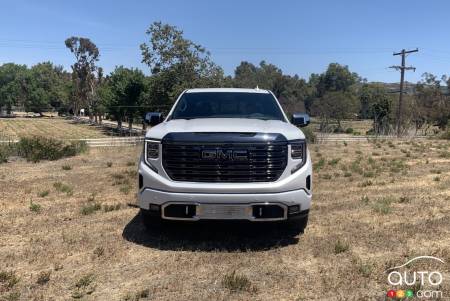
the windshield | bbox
[170,92,286,121]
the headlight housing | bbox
[144,139,160,173]
[290,140,307,174]
[145,140,159,159]
[290,140,306,160]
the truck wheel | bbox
[286,214,309,234]
[140,208,162,231]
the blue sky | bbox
[1,0,449,83]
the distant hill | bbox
[368,81,448,95]
[369,81,417,94]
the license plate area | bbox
[197,204,252,220]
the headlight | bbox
[144,140,160,173]
[290,140,307,174]
[145,140,159,159]
[291,140,306,160]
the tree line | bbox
[0,21,449,135]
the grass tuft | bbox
[372,197,392,214]
[37,190,50,198]
[81,202,101,215]
[222,271,256,293]
[334,240,349,254]
[29,200,41,213]
[36,270,51,285]
[0,270,20,289]
[72,274,96,299]
[53,181,73,196]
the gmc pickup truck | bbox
[138,88,312,232]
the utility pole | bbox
[389,48,418,136]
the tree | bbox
[315,63,360,97]
[414,73,450,132]
[140,22,224,106]
[65,37,99,118]
[311,91,359,131]
[309,64,360,131]
[359,83,393,134]
[0,63,27,114]
[233,61,310,115]
[23,62,69,114]
[107,66,145,131]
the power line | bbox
[389,48,418,137]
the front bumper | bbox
[138,145,312,221]
[138,187,311,221]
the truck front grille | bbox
[162,141,288,183]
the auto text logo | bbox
[385,256,445,299]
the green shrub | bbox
[38,190,49,198]
[439,131,450,140]
[0,144,15,164]
[103,203,122,212]
[345,127,354,134]
[301,126,316,144]
[16,137,87,162]
[0,270,20,290]
[328,158,341,166]
[360,195,369,204]
[222,271,256,293]
[372,197,392,214]
[358,263,373,277]
[333,127,345,133]
[29,200,41,213]
[439,151,450,158]
[359,180,373,187]
[321,173,332,180]
[53,182,73,196]
[120,185,131,195]
[314,158,325,171]
[81,202,102,215]
[334,240,349,254]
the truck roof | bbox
[185,88,270,94]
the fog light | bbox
[149,204,160,211]
[288,205,300,215]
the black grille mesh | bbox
[162,142,287,182]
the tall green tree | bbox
[140,22,224,108]
[414,73,450,132]
[0,63,27,114]
[234,61,310,115]
[311,91,359,131]
[23,62,68,114]
[309,63,360,131]
[65,37,99,118]
[107,66,145,130]
[315,63,360,97]
[359,83,392,134]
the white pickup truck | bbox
[137,88,312,232]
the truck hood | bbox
[146,118,305,140]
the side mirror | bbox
[144,112,164,126]
[291,113,310,127]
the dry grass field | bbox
[0,118,110,140]
[1,139,450,300]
